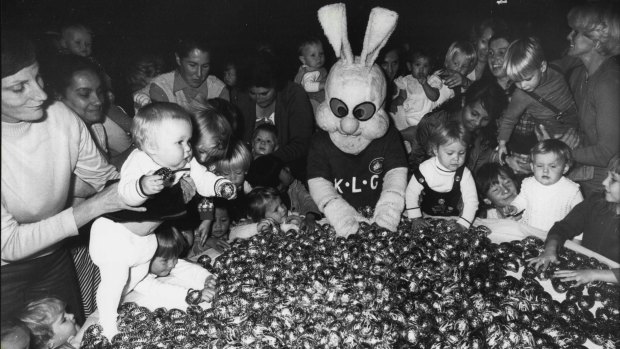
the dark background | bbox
[2,0,583,82]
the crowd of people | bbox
[1,2,619,348]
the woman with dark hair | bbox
[136,36,229,111]
[470,17,509,81]
[235,51,314,181]
[412,79,508,174]
[1,31,136,324]
[46,54,133,169]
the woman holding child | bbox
[236,51,315,181]
[1,31,136,324]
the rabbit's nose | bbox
[340,117,359,135]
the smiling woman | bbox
[1,31,130,326]
[46,54,133,168]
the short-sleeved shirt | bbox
[307,124,407,209]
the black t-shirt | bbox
[307,124,407,210]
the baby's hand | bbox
[133,93,151,108]
[410,217,430,231]
[201,275,217,302]
[284,215,302,226]
[257,218,279,234]
[140,172,164,196]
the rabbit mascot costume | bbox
[308,4,407,237]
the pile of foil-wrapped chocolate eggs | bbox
[80,215,619,349]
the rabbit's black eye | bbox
[329,98,349,118]
[352,102,376,121]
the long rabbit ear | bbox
[360,7,398,67]
[318,3,353,63]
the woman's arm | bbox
[572,72,620,167]
[271,84,314,164]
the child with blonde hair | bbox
[497,37,578,160]
[406,119,479,231]
[436,41,477,92]
[89,102,235,338]
[503,139,583,232]
[19,298,80,349]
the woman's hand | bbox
[201,275,217,302]
[553,269,597,286]
[497,143,509,165]
[195,220,213,247]
[527,250,559,271]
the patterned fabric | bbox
[67,234,100,318]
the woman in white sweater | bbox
[1,31,139,324]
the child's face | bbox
[446,52,474,75]
[150,256,178,277]
[211,207,231,239]
[0,326,30,349]
[265,196,287,224]
[484,174,519,208]
[531,152,568,186]
[61,28,92,57]
[488,38,510,78]
[514,65,545,92]
[50,311,79,347]
[476,27,494,62]
[219,165,246,191]
[434,140,466,171]
[252,130,277,157]
[299,43,325,70]
[176,48,210,88]
[194,130,226,166]
[381,49,400,81]
[148,119,193,170]
[409,56,431,80]
[62,70,105,125]
[602,171,620,204]
[223,65,237,87]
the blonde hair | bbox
[213,138,252,174]
[19,298,65,349]
[504,37,545,82]
[132,102,192,150]
[567,2,620,56]
[444,41,477,74]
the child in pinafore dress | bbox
[406,119,479,231]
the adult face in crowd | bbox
[379,47,401,82]
[237,51,314,181]
[48,55,106,126]
[176,41,211,89]
[1,31,135,324]
[470,18,508,79]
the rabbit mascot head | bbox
[308,3,408,237]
